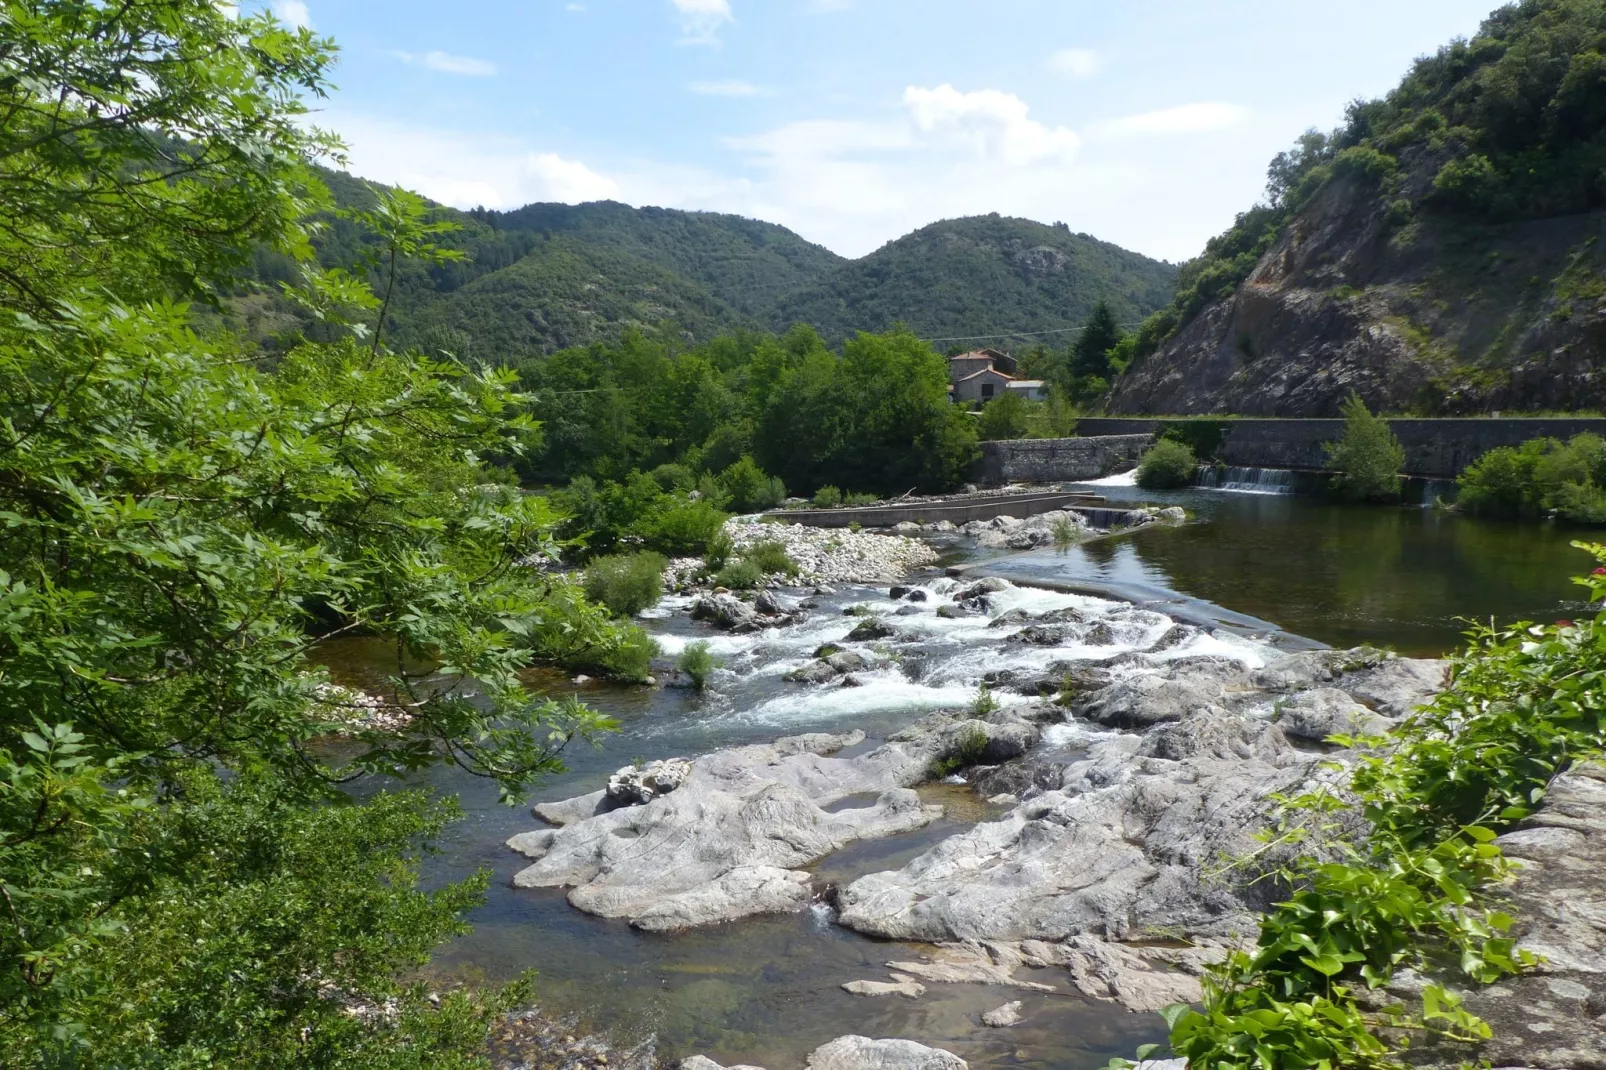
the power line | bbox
[924,321,1147,344]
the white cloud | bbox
[903,85,1079,166]
[566,2,585,9]
[392,50,498,77]
[671,0,733,45]
[324,113,618,209]
[1100,101,1250,137]
[1049,48,1099,78]
[688,79,769,97]
[270,0,310,28]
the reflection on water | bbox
[1015,483,1592,656]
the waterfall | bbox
[1195,466,1298,495]
[1417,478,1457,508]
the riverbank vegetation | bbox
[1112,543,1606,1069]
[1458,432,1606,523]
[0,2,647,1061]
[1136,439,1198,489]
[1326,394,1407,502]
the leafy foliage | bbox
[1459,432,1606,522]
[1326,394,1406,501]
[1136,439,1197,489]
[0,1,636,1061]
[583,553,668,617]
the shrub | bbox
[1459,434,1606,524]
[931,723,991,778]
[583,552,667,617]
[1136,438,1196,489]
[718,456,787,513]
[631,498,728,556]
[1325,393,1404,502]
[971,683,1000,717]
[845,491,880,507]
[647,463,695,493]
[740,539,800,578]
[704,529,733,571]
[678,641,719,690]
[812,485,843,509]
[714,558,762,590]
[1458,439,1553,517]
[977,390,1033,441]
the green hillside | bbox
[222,176,1177,361]
[768,215,1178,344]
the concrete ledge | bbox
[763,491,1108,529]
[1074,417,1606,478]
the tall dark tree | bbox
[1070,301,1127,380]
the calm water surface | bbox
[321,487,1590,1067]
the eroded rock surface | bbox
[509,721,1037,932]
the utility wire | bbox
[924,321,1147,344]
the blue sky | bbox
[268,0,1502,262]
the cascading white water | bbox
[1194,466,1298,495]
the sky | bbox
[267,0,1503,264]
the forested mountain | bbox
[1108,0,1606,416]
[222,176,1175,360]
[769,215,1178,343]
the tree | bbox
[0,1,628,1061]
[1326,393,1406,502]
[977,390,1033,440]
[1069,301,1127,381]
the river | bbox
[319,483,1592,1070]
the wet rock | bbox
[606,758,692,805]
[827,651,871,674]
[1275,688,1394,742]
[1145,624,1193,653]
[895,605,921,616]
[935,604,971,619]
[1005,625,1067,646]
[1074,664,1248,728]
[927,520,958,533]
[754,590,792,617]
[836,711,1340,1006]
[987,609,1033,629]
[691,594,759,632]
[840,674,864,687]
[981,1001,1023,1027]
[893,521,922,535]
[840,979,926,999]
[681,1058,768,1070]
[847,618,900,642]
[889,585,912,599]
[955,578,1008,601]
[785,660,841,685]
[511,730,985,931]
[807,1036,967,1070]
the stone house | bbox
[948,349,1045,404]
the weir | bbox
[761,490,1141,529]
[1194,466,1301,495]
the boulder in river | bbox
[606,758,691,804]
[691,593,760,632]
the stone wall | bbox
[1073,417,1606,478]
[765,491,1123,529]
[973,435,1152,486]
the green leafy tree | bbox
[1136,439,1197,489]
[0,1,630,1062]
[977,390,1033,440]
[1326,393,1406,502]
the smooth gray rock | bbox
[840,979,926,998]
[510,721,1038,932]
[1412,762,1606,1069]
[1275,687,1393,742]
[980,1001,1023,1027]
[691,593,760,632]
[806,1036,966,1070]
[1074,667,1243,728]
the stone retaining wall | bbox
[1072,417,1606,478]
[763,491,1122,529]
[972,434,1152,486]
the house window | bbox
[981,383,995,399]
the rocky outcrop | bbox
[681,1036,967,1070]
[508,719,1041,932]
[834,648,1444,1011]
[1410,761,1606,1069]
[1107,173,1606,416]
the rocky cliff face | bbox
[1108,174,1606,416]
